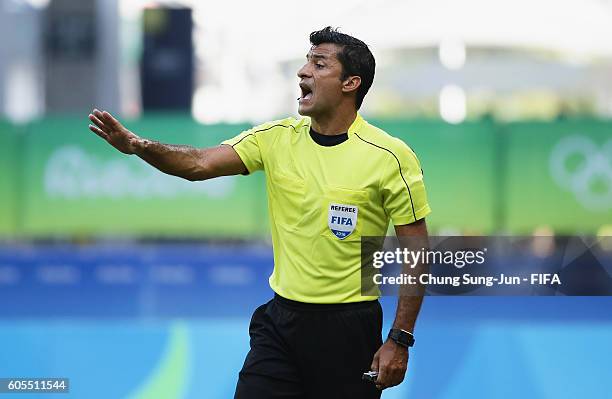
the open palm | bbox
[88,109,139,154]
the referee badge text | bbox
[328,203,358,239]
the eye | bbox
[315,63,324,69]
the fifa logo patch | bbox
[328,203,358,239]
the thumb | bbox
[370,351,380,371]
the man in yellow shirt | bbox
[88,26,430,398]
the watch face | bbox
[390,329,414,347]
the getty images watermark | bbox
[371,246,561,287]
[360,236,612,296]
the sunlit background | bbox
[0,0,611,398]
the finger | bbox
[89,124,109,140]
[376,365,389,390]
[93,108,104,119]
[89,113,109,132]
[387,369,403,388]
[101,110,122,129]
[393,363,408,386]
[370,353,379,372]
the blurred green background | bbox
[1,115,610,238]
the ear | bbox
[341,76,361,94]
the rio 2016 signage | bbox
[549,135,612,211]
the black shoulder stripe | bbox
[231,124,299,148]
[354,133,416,221]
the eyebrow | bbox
[306,53,329,61]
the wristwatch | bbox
[388,329,415,348]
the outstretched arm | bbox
[88,109,247,181]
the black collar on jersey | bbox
[309,128,348,147]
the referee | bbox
[88,27,430,398]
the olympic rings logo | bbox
[549,135,612,211]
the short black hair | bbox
[309,26,375,110]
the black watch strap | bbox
[388,328,415,348]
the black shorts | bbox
[234,294,383,399]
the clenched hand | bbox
[370,340,408,390]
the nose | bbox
[297,63,311,79]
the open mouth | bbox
[299,83,313,101]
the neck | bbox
[310,106,357,135]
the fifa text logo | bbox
[330,216,354,226]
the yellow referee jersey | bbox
[221,113,430,303]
